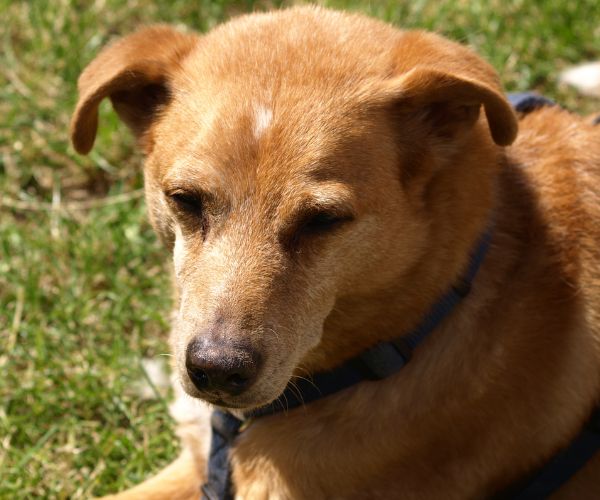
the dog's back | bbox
[485,106,600,497]
[510,105,600,302]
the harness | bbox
[201,93,600,500]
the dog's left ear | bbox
[71,25,198,155]
[376,66,518,147]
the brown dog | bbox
[71,6,600,499]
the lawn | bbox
[0,0,598,497]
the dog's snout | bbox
[185,337,262,396]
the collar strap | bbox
[201,227,492,499]
[506,92,555,114]
[201,411,244,500]
[499,407,600,500]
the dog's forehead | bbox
[162,84,370,190]
[162,112,354,199]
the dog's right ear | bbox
[70,25,197,155]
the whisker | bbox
[264,327,281,342]
[280,391,290,414]
[292,374,319,393]
[287,379,306,408]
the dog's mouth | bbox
[194,390,285,411]
[183,365,292,411]
[208,397,249,409]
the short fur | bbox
[71,7,600,499]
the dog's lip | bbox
[214,400,249,410]
[191,385,287,411]
[192,390,258,409]
[201,393,271,410]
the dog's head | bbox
[71,8,517,409]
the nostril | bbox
[226,372,251,389]
[187,365,210,390]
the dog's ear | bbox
[376,66,518,147]
[70,25,197,155]
[370,32,518,147]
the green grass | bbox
[1,0,598,497]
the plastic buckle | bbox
[358,339,412,380]
[452,278,472,298]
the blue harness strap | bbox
[201,411,242,500]
[501,408,600,500]
[506,92,555,113]
[201,228,492,499]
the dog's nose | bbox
[185,338,262,396]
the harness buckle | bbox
[452,278,472,298]
[357,339,412,380]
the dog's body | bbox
[71,7,600,499]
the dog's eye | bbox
[301,211,353,235]
[167,191,203,215]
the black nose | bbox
[185,338,262,396]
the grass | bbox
[0,0,598,497]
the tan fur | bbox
[99,450,201,500]
[71,7,600,499]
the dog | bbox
[70,6,600,499]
